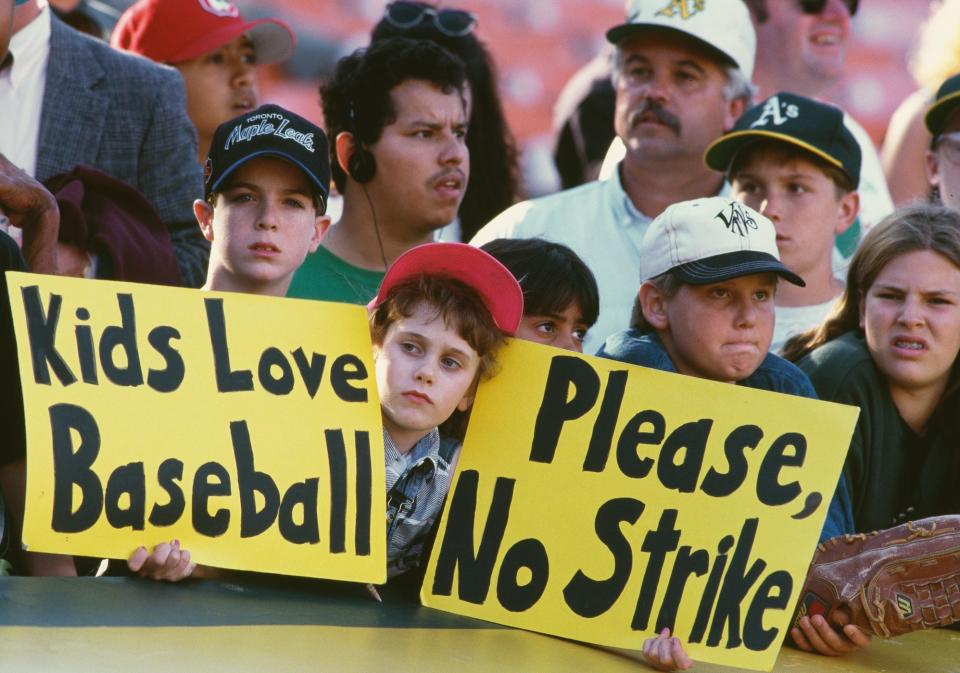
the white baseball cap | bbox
[641,197,804,286]
[607,0,756,80]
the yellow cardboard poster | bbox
[6,273,386,583]
[422,339,858,671]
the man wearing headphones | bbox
[286,37,469,304]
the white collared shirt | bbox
[0,1,51,179]
[472,167,733,354]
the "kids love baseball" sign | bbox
[7,273,386,582]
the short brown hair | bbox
[369,274,507,383]
[729,140,854,196]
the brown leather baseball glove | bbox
[794,515,960,638]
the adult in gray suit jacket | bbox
[3,0,207,287]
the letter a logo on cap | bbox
[656,0,706,20]
[750,95,800,128]
[198,0,240,18]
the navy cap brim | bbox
[206,149,329,212]
[672,250,805,287]
[926,91,960,137]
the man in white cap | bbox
[472,0,755,354]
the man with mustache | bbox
[472,0,754,353]
[286,37,470,305]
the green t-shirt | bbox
[798,331,960,532]
[286,246,385,305]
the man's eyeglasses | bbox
[798,0,858,17]
[383,2,477,37]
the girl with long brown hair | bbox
[783,203,960,534]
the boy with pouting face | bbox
[367,242,522,579]
[704,92,861,353]
[597,196,856,669]
[128,104,331,579]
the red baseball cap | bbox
[111,0,295,65]
[368,243,524,335]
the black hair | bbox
[479,238,599,327]
[321,36,467,194]
[371,6,521,241]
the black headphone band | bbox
[347,100,376,183]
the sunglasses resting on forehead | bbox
[383,1,478,37]
[797,0,858,16]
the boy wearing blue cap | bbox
[194,104,331,297]
[128,104,331,579]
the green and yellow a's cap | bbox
[704,92,861,189]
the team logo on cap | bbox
[655,0,706,19]
[715,201,758,237]
[750,95,800,128]
[198,0,239,18]
[224,112,315,153]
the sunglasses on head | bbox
[383,2,477,37]
[798,0,858,16]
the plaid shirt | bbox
[384,427,460,578]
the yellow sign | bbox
[422,339,857,671]
[6,273,386,583]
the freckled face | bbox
[196,157,327,296]
[374,302,480,450]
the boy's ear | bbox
[310,214,331,254]
[335,131,357,176]
[834,190,860,235]
[638,282,670,330]
[194,199,215,242]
